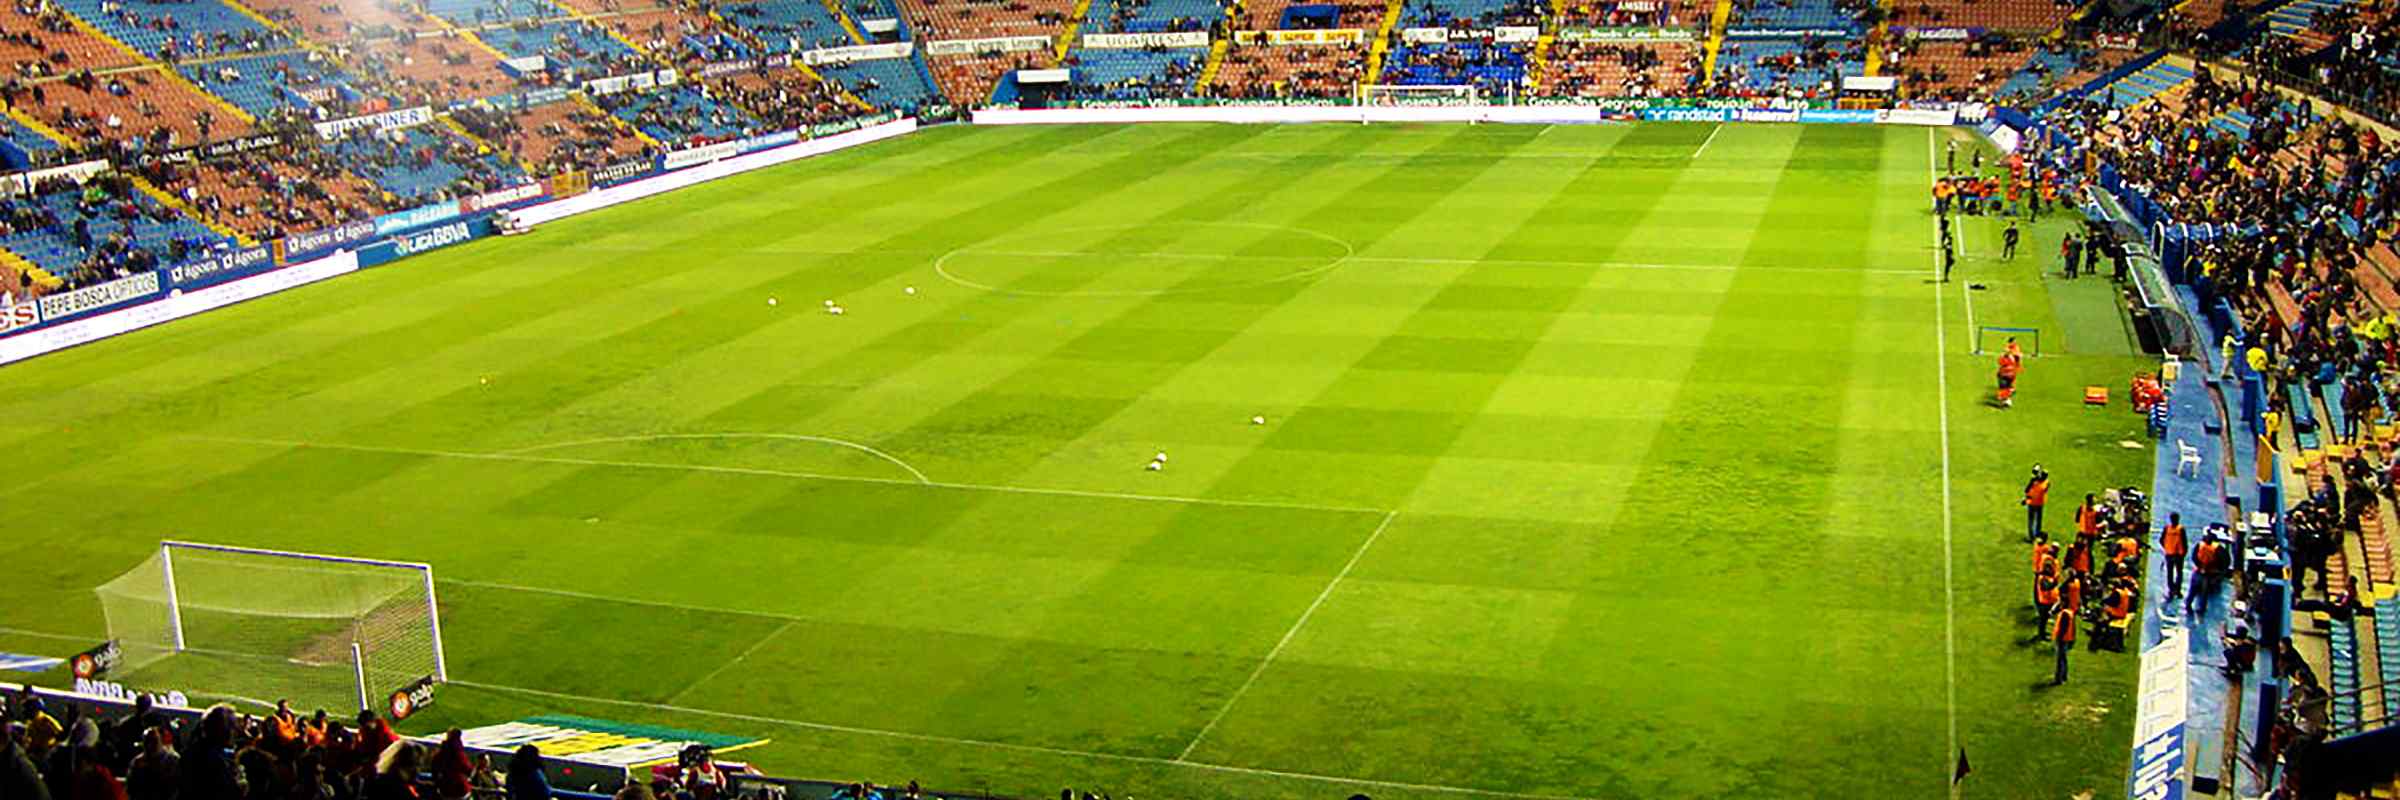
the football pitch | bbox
[0,121,2158,798]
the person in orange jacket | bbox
[2050,605,2078,685]
[2023,465,2050,542]
[1996,338,2025,407]
[2159,513,2188,600]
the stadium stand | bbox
[1211,39,1365,98]
[480,18,658,78]
[722,0,860,52]
[46,0,291,60]
[1552,0,1694,27]
[421,0,569,27]
[0,3,141,75]
[1708,36,1862,94]
[1065,46,1205,98]
[178,50,358,120]
[324,124,522,208]
[242,0,430,40]
[449,98,651,176]
[138,150,385,240]
[0,173,229,286]
[1381,40,1529,89]
[898,0,1073,39]
[1540,39,1696,97]
[346,34,523,105]
[596,84,758,142]
[10,67,255,154]
[815,55,943,109]
[1082,0,1224,32]
[1884,0,2078,33]
[1725,0,1865,32]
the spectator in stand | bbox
[179,706,239,800]
[123,726,177,800]
[429,731,471,800]
[504,745,549,800]
[364,742,421,800]
[1,721,45,800]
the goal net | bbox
[95,541,447,711]
[1357,84,1480,106]
[1974,326,2043,356]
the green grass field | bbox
[0,121,2162,798]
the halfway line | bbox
[1175,510,1399,762]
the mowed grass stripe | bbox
[0,126,1097,497]
[676,124,1574,757]
[0,124,2149,800]
[1172,123,1775,793]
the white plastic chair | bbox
[2176,438,2202,477]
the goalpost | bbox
[95,541,447,713]
[1974,326,2043,356]
[1356,84,1480,107]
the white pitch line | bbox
[1926,127,1961,798]
[1175,510,1398,762]
[945,251,1920,278]
[448,675,1597,800]
[181,435,1389,517]
[666,620,793,705]
[498,433,930,484]
[1692,122,1724,159]
[1961,275,1978,351]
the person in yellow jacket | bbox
[2246,345,2269,375]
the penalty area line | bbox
[448,678,1601,800]
[1175,510,1398,762]
[1692,122,1723,159]
[180,436,1389,517]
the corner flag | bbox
[1953,748,1972,784]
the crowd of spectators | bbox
[2037,57,2400,791]
[0,170,216,286]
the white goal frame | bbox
[155,540,449,683]
[1356,84,1480,107]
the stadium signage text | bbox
[2127,631,2189,800]
[1079,31,1209,48]
[1232,28,1365,45]
[0,295,35,334]
[169,244,276,290]
[445,717,763,769]
[0,160,109,198]
[1896,26,1980,40]
[697,54,792,78]
[801,41,914,65]
[461,182,548,213]
[38,272,160,321]
[312,106,436,140]
[281,219,378,257]
[71,678,187,709]
[375,201,464,235]
[1555,26,1696,41]
[1724,26,1853,38]
[394,222,475,257]
[68,640,119,679]
[923,35,1050,55]
[583,69,679,97]
[592,159,654,185]
[387,675,438,721]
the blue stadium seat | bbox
[179,52,354,119]
[1067,48,1206,100]
[49,0,287,59]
